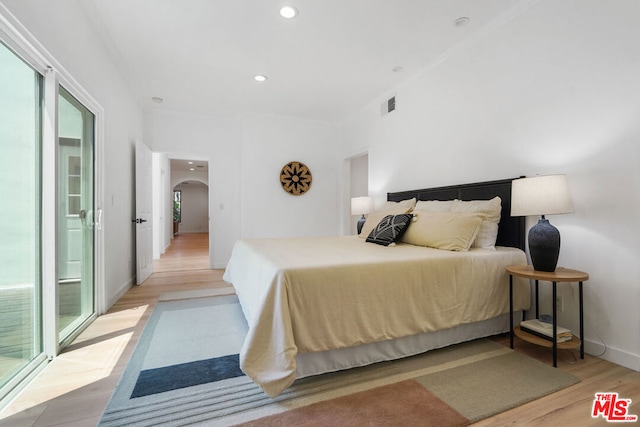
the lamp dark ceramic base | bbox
[357,215,366,235]
[528,218,561,272]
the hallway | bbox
[153,232,210,273]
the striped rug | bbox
[99,295,579,426]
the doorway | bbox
[172,180,209,235]
[349,153,369,235]
[151,157,210,274]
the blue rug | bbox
[99,294,251,426]
[130,353,244,398]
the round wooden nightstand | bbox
[506,265,589,367]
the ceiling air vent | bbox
[381,95,396,116]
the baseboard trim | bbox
[585,338,640,371]
[106,276,135,311]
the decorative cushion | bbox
[366,214,414,246]
[359,198,416,238]
[451,197,502,249]
[415,199,457,212]
[400,210,485,251]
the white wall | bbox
[145,111,342,267]
[239,114,341,239]
[2,0,143,308]
[171,170,208,189]
[145,111,241,268]
[152,152,170,258]
[342,0,640,370]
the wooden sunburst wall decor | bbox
[280,161,312,196]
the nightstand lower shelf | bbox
[514,326,581,350]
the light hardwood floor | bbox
[152,232,210,273]
[1,233,638,426]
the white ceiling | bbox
[171,159,209,173]
[82,0,530,122]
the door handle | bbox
[132,218,148,224]
[80,209,92,230]
[95,209,102,230]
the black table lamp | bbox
[351,196,373,235]
[511,175,574,272]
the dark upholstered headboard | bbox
[387,177,525,250]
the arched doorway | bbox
[172,180,209,235]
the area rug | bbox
[99,295,579,427]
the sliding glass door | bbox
[1,10,102,407]
[0,42,43,397]
[57,87,95,344]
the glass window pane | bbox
[57,87,95,342]
[68,176,81,196]
[68,155,80,176]
[0,42,43,392]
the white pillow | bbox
[359,198,416,238]
[381,197,417,212]
[415,199,457,212]
[400,210,485,251]
[451,197,501,249]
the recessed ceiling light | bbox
[454,17,470,27]
[188,161,193,164]
[254,75,268,82]
[152,97,163,104]
[189,168,195,171]
[280,6,298,19]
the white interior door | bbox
[135,141,153,284]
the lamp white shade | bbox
[511,175,574,217]
[351,196,374,216]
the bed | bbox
[223,177,531,397]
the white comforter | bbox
[223,236,529,397]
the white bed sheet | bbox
[223,235,529,397]
[295,311,520,378]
